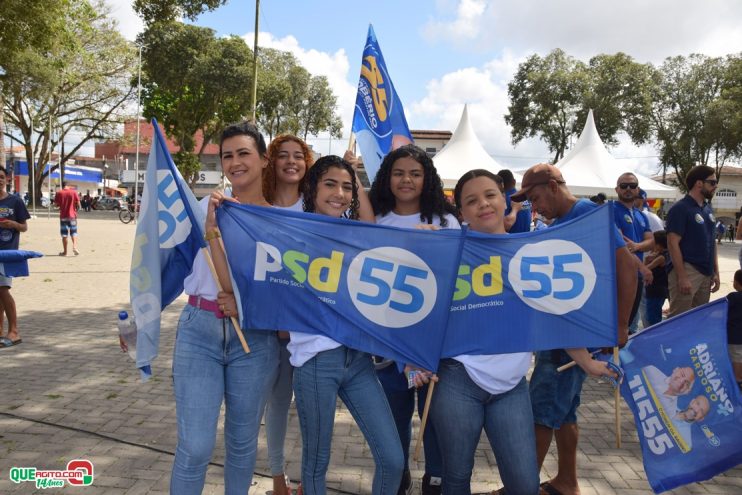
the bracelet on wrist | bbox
[204,229,221,241]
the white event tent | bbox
[554,110,678,199]
[433,105,519,188]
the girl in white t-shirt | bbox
[261,135,315,495]
[429,169,539,495]
[368,144,458,493]
[289,155,403,495]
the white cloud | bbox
[423,0,742,63]
[105,0,143,41]
[409,50,552,171]
[242,32,357,153]
[422,0,488,43]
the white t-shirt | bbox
[452,353,532,395]
[183,195,218,300]
[273,195,303,212]
[643,208,664,232]
[375,211,460,229]
[287,331,342,367]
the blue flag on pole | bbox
[616,299,742,493]
[351,24,413,182]
[0,250,42,277]
[445,204,618,355]
[130,119,206,380]
[217,203,463,371]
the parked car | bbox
[92,197,125,210]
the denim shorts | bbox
[529,350,586,429]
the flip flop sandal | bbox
[539,481,565,495]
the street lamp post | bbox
[134,43,143,223]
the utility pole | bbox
[250,0,260,123]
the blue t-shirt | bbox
[665,195,715,276]
[552,199,625,249]
[612,201,651,262]
[0,194,30,250]
[505,188,532,233]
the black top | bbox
[727,292,742,345]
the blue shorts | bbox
[60,218,78,237]
[529,350,586,429]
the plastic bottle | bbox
[117,311,137,361]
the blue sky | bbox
[107,0,741,173]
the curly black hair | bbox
[303,155,360,220]
[369,144,456,226]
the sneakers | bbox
[397,469,412,495]
[421,473,442,495]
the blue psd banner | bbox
[444,204,618,356]
[218,203,463,371]
[618,299,742,493]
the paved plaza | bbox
[1,212,742,494]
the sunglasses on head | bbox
[618,183,639,190]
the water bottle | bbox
[117,311,137,361]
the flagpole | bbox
[413,381,436,462]
[201,245,251,354]
[347,132,356,152]
[614,346,621,448]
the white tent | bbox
[433,105,518,188]
[554,110,678,199]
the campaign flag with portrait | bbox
[443,204,618,355]
[616,299,742,493]
[130,119,206,380]
[351,24,414,181]
[218,202,462,371]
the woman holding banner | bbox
[171,121,279,495]
[288,155,404,495]
[368,144,457,494]
[260,134,315,495]
[429,170,539,495]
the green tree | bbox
[133,0,227,24]
[139,21,253,185]
[299,76,343,141]
[650,54,741,189]
[0,0,70,172]
[505,49,589,162]
[580,53,654,147]
[2,0,135,204]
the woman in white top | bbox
[171,122,279,495]
[368,144,457,493]
[289,155,404,495]
[428,169,539,495]
[260,134,315,495]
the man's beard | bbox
[702,189,715,200]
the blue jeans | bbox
[431,360,539,495]
[170,305,279,495]
[376,364,442,476]
[263,338,294,475]
[293,346,404,495]
[644,296,665,327]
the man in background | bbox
[54,181,81,256]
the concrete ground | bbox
[1,211,741,494]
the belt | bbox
[188,295,225,318]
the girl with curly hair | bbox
[289,155,403,495]
[368,143,459,494]
[260,134,315,495]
